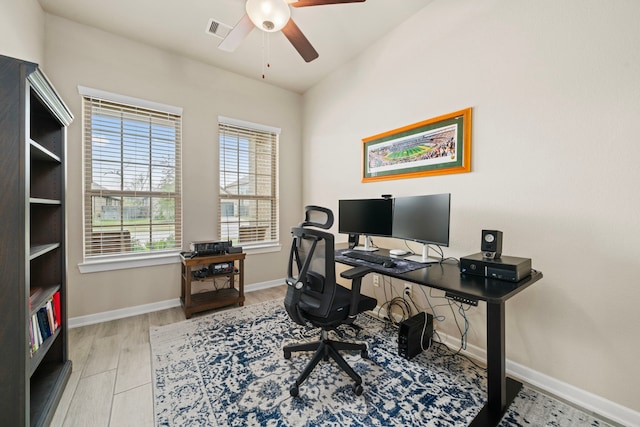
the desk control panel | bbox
[445,292,479,306]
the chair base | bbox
[283,329,368,397]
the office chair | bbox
[283,205,376,397]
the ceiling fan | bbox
[218,0,366,63]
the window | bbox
[81,88,182,259]
[218,116,279,247]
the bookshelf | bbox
[0,55,73,426]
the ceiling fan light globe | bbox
[246,0,291,32]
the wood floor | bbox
[51,285,286,427]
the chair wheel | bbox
[353,384,363,396]
[290,386,299,397]
[283,350,291,360]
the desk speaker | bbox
[481,230,503,259]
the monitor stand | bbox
[405,243,439,263]
[353,235,378,252]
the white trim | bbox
[78,252,181,273]
[68,298,182,328]
[68,278,284,328]
[243,243,282,255]
[245,278,285,292]
[433,330,638,427]
[78,85,183,115]
[77,247,280,273]
[218,115,282,134]
[506,358,640,427]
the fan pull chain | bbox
[262,32,271,79]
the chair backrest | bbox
[285,206,337,324]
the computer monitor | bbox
[338,198,393,251]
[392,193,451,263]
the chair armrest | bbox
[340,266,373,318]
[340,265,372,281]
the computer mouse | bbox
[383,260,396,268]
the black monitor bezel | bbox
[338,198,394,238]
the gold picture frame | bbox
[362,108,472,182]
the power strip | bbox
[445,292,479,306]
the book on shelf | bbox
[28,292,61,357]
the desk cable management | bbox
[375,273,485,370]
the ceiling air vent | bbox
[206,18,232,39]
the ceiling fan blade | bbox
[290,0,365,7]
[281,18,319,63]
[218,14,255,52]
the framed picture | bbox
[362,108,472,182]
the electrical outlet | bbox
[403,283,412,297]
[373,275,380,287]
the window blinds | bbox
[82,96,182,257]
[218,120,279,246]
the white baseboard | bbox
[68,298,182,328]
[69,294,638,426]
[68,279,284,329]
[370,307,637,427]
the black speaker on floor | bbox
[481,230,503,259]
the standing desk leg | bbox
[487,300,506,412]
[469,300,522,426]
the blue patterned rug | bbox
[150,299,609,426]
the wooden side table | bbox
[180,252,246,318]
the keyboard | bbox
[342,251,392,265]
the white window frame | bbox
[218,116,280,253]
[78,86,183,273]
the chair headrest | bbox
[301,205,333,229]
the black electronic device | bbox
[445,292,479,306]
[392,193,451,263]
[342,250,391,266]
[227,246,243,254]
[348,233,360,249]
[190,240,231,256]
[210,262,235,275]
[460,252,531,282]
[338,198,393,251]
[398,312,433,360]
[481,230,503,259]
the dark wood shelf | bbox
[0,54,73,427]
[182,288,241,312]
[30,243,61,260]
[29,329,62,376]
[29,284,61,315]
[30,360,72,427]
[180,252,246,318]
[30,198,61,205]
[30,140,61,163]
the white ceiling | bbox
[38,0,429,93]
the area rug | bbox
[150,299,610,426]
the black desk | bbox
[336,249,543,427]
